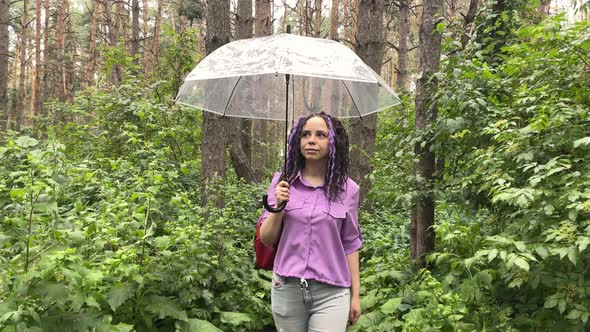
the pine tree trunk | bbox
[55,0,66,104]
[396,0,410,91]
[252,0,272,180]
[0,0,10,132]
[201,0,231,207]
[16,0,28,131]
[412,0,443,267]
[142,0,150,76]
[349,0,385,205]
[131,0,140,58]
[330,0,339,40]
[86,1,99,85]
[315,0,322,37]
[151,0,162,72]
[31,0,42,130]
[228,0,256,182]
[66,2,76,103]
[461,0,479,46]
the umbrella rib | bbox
[223,76,244,116]
[341,80,362,120]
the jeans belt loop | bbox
[300,277,309,289]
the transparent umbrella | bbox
[176,29,402,211]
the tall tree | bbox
[142,0,150,76]
[201,0,230,207]
[349,0,385,204]
[229,0,256,182]
[314,0,322,37]
[396,0,411,91]
[151,0,162,73]
[0,0,9,131]
[330,0,340,40]
[411,0,444,267]
[131,0,140,58]
[86,0,99,85]
[16,0,29,131]
[252,0,272,180]
[55,0,67,103]
[31,0,42,128]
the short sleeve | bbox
[259,172,282,225]
[341,181,362,254]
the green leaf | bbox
[107,283,134,312]
[15,136,39,148]
[475,270,493,287]
[177,319,223,332]
[573,137,590,148]
[219,312,252,326]
[381,297,403,314]
[567,247,578,265]
[577,237,590,252]
[145,295,188,321]
[514,257,529,272]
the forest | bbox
[1,0,589,331]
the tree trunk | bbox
[0,0,10,132]
[131,0,140,58]
[202,0,231,207]
[55,0,66,104]
[151,0,162,72]
[142,0,150,76]
[396,0,410,92]
[538,0,551,15]
[86,0,99,85]
[461,0,479,46]
[315,0,322,37]
[349,0,385,205]
[412,0,443,267]
[31,0,42,130]
[252,0,272,180]
[330,0,339,40]
[66,2,76,103]
[229,0,256,182]
[16,0,28,131]
[116,0,128,51]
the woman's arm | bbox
[260,180,289,247]
[346,250,361,324]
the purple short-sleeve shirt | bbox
[260,172,362,287]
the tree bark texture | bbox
[349,0,385,206]
[396,0,410,92]
[315,0,322,37]
[202,0,231,207]
[16,0,29,131]
[412,0,444,267]
[330,0,340,40]
[461,0,479,46]
[0,0,10,131]
[31,0,42,127]
[229,0,256,182]
[131,0,140,58]
[86,1,99,85]
[142,0,150,76]
[252,0,272,180]
[151,0,162,74]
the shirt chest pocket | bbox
[323,203,347,225]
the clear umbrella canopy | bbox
[175,33,401,120]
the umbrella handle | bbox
[262,194,287,213]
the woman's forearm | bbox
[260,211,283,247]
[346,251,360,297]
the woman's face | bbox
[300,116,330,162]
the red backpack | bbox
[254,215,278,270]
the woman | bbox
[259,112,362,332]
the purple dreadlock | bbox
[282,112,349,202]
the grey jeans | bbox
[271,273,351,332]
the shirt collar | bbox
[293,170,324,188]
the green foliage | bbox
[430,15,590,331]
[0,104,270,331]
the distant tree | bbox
[201,0,230,207]
[16,0,29,131]
[411,0,444,267]
[350,0,386,204]
[177,0,205,26]
[0,0,9,131]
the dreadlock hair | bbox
[282,112,350,202]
